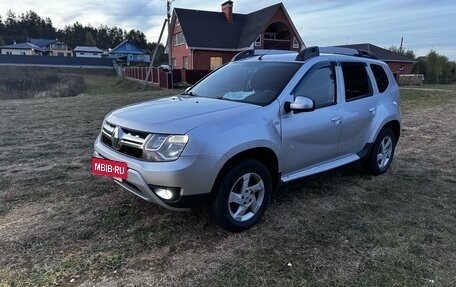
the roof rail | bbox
[295,46,377,61]
[232,49,256,61]
[232,49,297,61]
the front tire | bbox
[364,128,396,175]
[209,159,272,232]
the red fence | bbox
[122,67,172,89]
[122,67,211,89]
[178,69,211,84]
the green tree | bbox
[389,46,415,60]
[19,11,56,39]
[147,42,168,64]
[443,60,456,84]
[84,31,96,46]
[412,50,456,84]
[4,10,21,44]
[412,56,427,75]
[427,50,446,84]
[1,9,164,60]
[5,10,16,26]
[43,17,57,38]
[0,15,4,34]
[58,22,86,48]
[126,29,147,49]
[0,16,4,45]
[95,25,111,49]
[108,26,125,47]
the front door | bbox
[281,62,342,176]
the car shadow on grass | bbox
[273,161,369,203]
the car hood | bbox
[105,96,259,134]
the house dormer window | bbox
[174,32,185,46]
[293,37,299,49]
[255,35,261,47]
[176,18,180,26]
[264,32,277,40]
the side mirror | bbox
[284,96,315,113]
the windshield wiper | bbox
[181,91,200,97]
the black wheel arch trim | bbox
[357,142,374,159]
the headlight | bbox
[142,134,189,162]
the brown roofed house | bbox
[337,43,416,80]
[171,1,305,70]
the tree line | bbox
[0,10,167,63]
[389,46,455,84]
[1,10,455,81]
[413,51,456,84]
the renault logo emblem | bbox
[111,126,124,150]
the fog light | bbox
[153,187,180,201]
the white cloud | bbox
[1,0,455,59]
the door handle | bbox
[331,116,342,124]
[369,108,377,113]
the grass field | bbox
[0,66,117,100]
[0,77,455,286]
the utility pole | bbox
[167,0,173,71]
[142,19,168,90]
[142,0,173,90]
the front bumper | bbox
[94,136,224,210]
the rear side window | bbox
[341,62,372,101]
[370,64,389,93]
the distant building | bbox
[109,40,148,64]
[337,43,416,79]
[171,1,305,70]
[0,42,46,55]
[74,46,103,58]
[0,38,72,56]
[47,40,73,57]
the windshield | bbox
[187,61,302,105]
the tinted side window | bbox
[370,64,389,93]
[294,64,336,108]
[341,62,372,101]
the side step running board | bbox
[281,154,360,182]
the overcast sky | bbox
[1,0,455,60]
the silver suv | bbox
[93,46,401,232]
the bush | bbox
[413,50,456,84]
[0,69,85,100]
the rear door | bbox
[337,62,379,156]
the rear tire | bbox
[209,159,272,232]
[363,128,396,175]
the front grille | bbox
[100,122,149,159]
[101,134,111,146]
[119,145,143,158]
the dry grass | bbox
[0,83,455,286]
[0,66,91,100]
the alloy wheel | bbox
[228,172,265,222]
